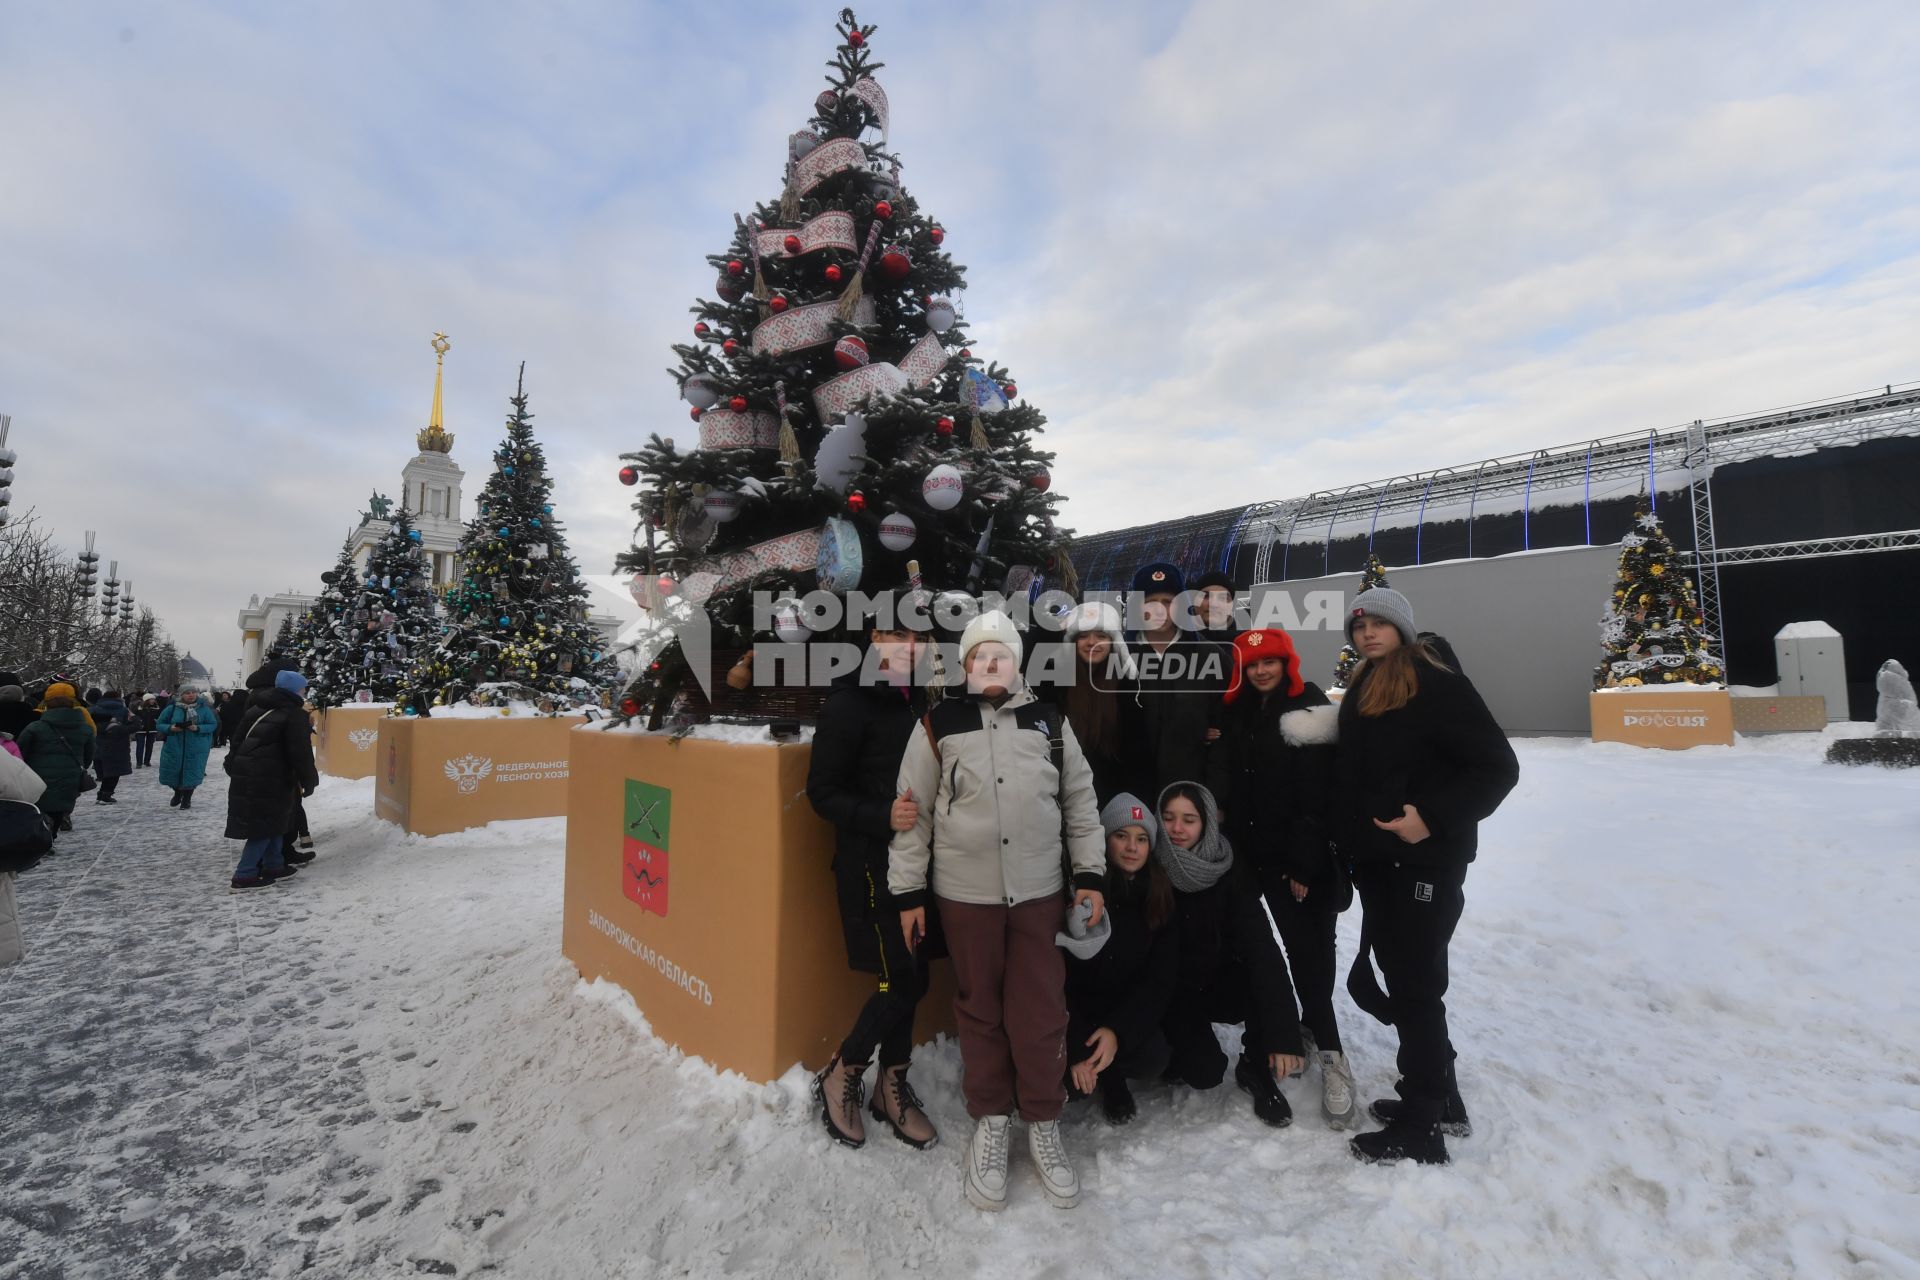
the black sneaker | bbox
[282,848,316,866]
[1351,1120,1450,1166]
[262,865,299,882]
[1099,1075,1138,1126]
[230,876,276,892]
[1369,1093,1472,1138]
[1234,1056,1293,1128]
[96,796,118,805]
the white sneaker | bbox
[1320,1050,1357,1129]
[1027,1119,1080,1208]
[964,1116,1012,1212]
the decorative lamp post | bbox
[0,414,14,528]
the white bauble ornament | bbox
[813,415,868,495]
[922,464,964,511]
[878,511,917,552]
[925,295,956,334]
[682,374,721,410]
[773,598,808,643]
[703,488,742,522]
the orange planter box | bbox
[315,705,390,779]
[1589,688,1735,749]
[374,714,583,836]
[561,725,954,1083]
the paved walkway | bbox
[0,765,498,1279]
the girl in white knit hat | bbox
[890,611,1106,1212]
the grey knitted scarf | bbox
[1152,781,1234,893]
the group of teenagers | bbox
[805,563,1520,1211]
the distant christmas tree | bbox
[1332,554,1390,690]
[403,368,611,710]
[307,509,439,707]
[1594,504,1723,688]
[614,10,1074,723]
[267,612,296,660]
[297,536,360,688]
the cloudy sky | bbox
[5,1,1917,676]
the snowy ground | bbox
[2,731,1917,1279]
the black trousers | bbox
[96,775,120,802]
[1260,869,1343,1052]
[839,904,930,1070]
[1352,859,1467,1122]
[134,733,156,766]
[284,796,310,843]
[1163,965,1264,1089]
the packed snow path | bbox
[2,733,1916,1278]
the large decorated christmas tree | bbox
[1332,554,1390,689]
[616,9,1075,721]
[403,367,610,711]
[306,507,439,708]
[1594,504,1723,688]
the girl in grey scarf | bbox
[1152,781,1234,892]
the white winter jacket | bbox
[889,685,1106,909]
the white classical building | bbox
[236,591,317,679]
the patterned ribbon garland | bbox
[752,210,858,259]
[750,295,875,358]
[679,526,825,604]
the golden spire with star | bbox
[418,331,455,453]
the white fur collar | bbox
[1279,702,1339,747]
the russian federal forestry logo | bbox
[623,779,671,917]
[445,753,494,794]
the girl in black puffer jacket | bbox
[1064,792,1179,1126]
[1155,781,1305,1128]
[1208,628,1355,1129]
[1334,588,1518,1167]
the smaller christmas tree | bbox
[1594,504,1723,688]
[403,367,612,711]
[299,536,361,692]
[1332,555,1390,689]
[307,510,440,707]
[267,612,297,660]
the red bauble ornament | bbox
[722,338,739,354]
[959,348,971,359]
[729,395,748,412]
[783,234,802,255]
[848,29,864,47]
[689,406,702,421]
[1027,469,1051,491]
[879,246,911,281]
[873,200,893,220]
[769,295,789,313]
[618,465,639,486]
[936,416,955,436]
[716,274,745,302]
[620,696,641,717]
[929,226,945,245]
[649,659,663,673]
[825,264,843,283]
[834,334,870,370]
[1004,383,1018,399]
[848,491,867,513]
[693,322,710,337]
[726,259,745,277]
[816,89,838,111]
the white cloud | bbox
[1,0,1916,671]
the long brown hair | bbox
[1065,652,1119,760]
[1350,640,1453,717]
[1107,842,1175,931]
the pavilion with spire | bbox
[346,331,467,587]
[237,334,467,677]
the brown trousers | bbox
[936,894,1068,1122]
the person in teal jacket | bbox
[157,687,217,809]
